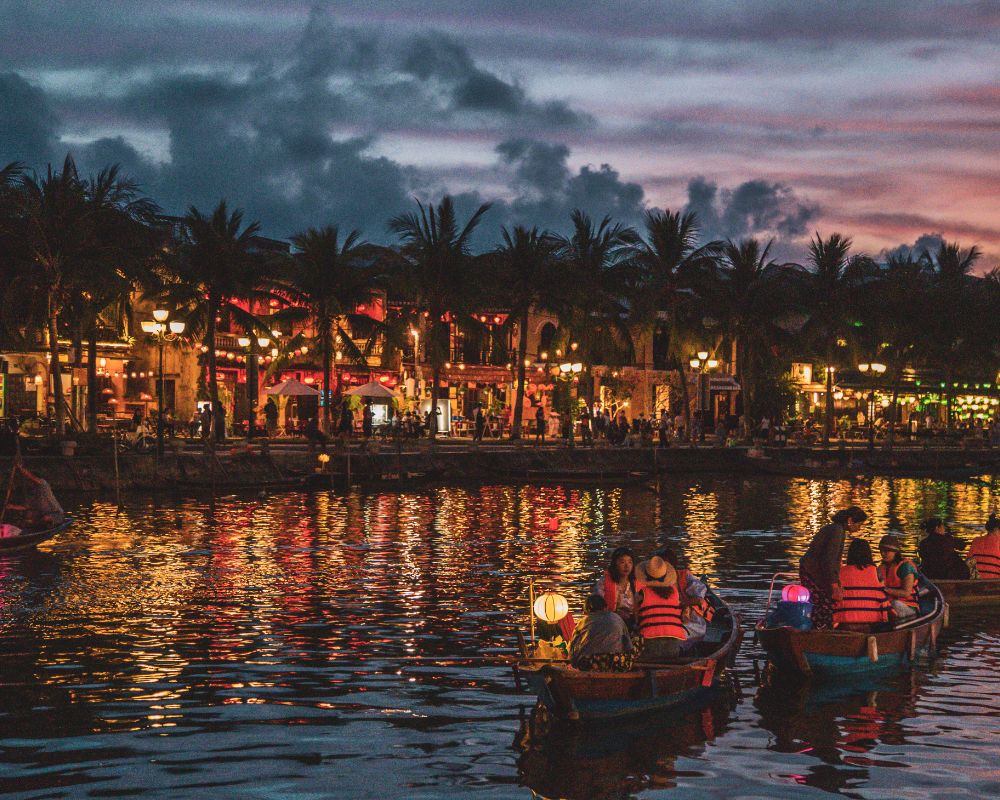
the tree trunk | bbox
[47,301,66,436]
[823,346,834,444]
[87,328,98,432]
[678,367,691,441]
[886,383,899,451]
[207,298,221,441]
[321,319,332,433]
[511,309,529,439]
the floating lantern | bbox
[533,591,569,624]
[782,584,811,603]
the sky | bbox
[1,1,998,264]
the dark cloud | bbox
[683,177,819,244]
[0,72,58,167]
[882,233,946,262]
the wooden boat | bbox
[0,517,73,553]
[515,590,742,721]
[932,578,1000,607]
[747,455,858,480]
[756,573,947,678]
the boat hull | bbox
[934,578,1000,607]
[0,518,72,553]
[517,604,742,722]
[756,593,945,679]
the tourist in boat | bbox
[877,535,920,619]
[833,539,891,629]
[917,517,970,580]
[635,556,687,660]
[967,515,1000,579]
[593,546,635,623]
[5,464,65,529]
[568,595,634,672]
[654,545,711,640]
[799,506,868,629]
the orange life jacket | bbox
[833,565,890,625]
[969,534,1000,579]
[678,568,714,622]
[882,559,919,608]
[638,585,687,640]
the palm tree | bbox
[159,201,272,439]
[630,209,720,433]
[493,225,561,439]
[553,211,639,407]
[388,196,492,437]
[9,156,94,434]
[279,226,382,430]
[703,238,797,423]
[796,233,869,443]
[921,241,983,429]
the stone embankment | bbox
[2,441,998,494]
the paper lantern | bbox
[533,591,569,624]
[782,584,811,603]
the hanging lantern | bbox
[533,591,569,624]
[782,584,811,603]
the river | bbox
[1,475,998,798]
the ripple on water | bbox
[0,476,999,798]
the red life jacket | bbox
[677,568,714,622]
[638,585,687,640]
[882,559,919,608]
[969,534,1000,579]
[833,565,890,625]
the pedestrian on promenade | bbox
[362,402,374,440]
[199,404,213,442]
[339,401,354,439]
[305,415,328,453]
[213,401,226,442]
[534,405,545,445]
[579,408,592,445]
[264,398,279,437]
[473,403,485,442]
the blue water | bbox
[1,475,998,798]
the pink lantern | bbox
[782,584,811,603]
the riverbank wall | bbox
[3,441,1000,495]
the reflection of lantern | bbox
[546,516,559,531]
[782,584,811,603]
[533,592,569,623]
[317,453,330,464]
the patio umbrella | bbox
[264,378,321,396]
[344,381,399,399]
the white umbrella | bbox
[264,378,320,396]
[344,381,399,399]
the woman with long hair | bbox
[799,506,868,629]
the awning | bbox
[344,381,400,399]
[264,378,320,396]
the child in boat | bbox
[877,535,920,619]
[568,595,633,672]
[593,546,635,624]
[635,556,687,660]
[833,539,891,630]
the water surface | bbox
[1,475,998,798]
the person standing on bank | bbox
[534,405,545,445]
[264,398,279,437]
[473,403,485,442]
[799,506,868,629]
[362,401,374,440]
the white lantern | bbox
[533,591,569,624]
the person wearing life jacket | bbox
[968,515,1000,579]
[833,539,890,630]
[593,546,635,624]
[635,556,687,661]
[800,506,868,629]
[655,545,713,639]
[877,535,920,619]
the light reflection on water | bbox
[0,475,998,798]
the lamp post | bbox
[689,351,719,443]
[857,361,886,450]
[140,309,185,457]
[409,327,420,408]
[238,334,270,440]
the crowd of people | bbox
[799,506,1000,630]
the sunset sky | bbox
[2,1,998,264]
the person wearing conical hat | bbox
[635,555,687,661]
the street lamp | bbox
[141,309,185,457]
[409,327,420,403]
[557,361,584,447]
[689,352,720,442]
[858,361,886,450]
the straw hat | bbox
[878,534,903,553]
[639,556,677,588]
